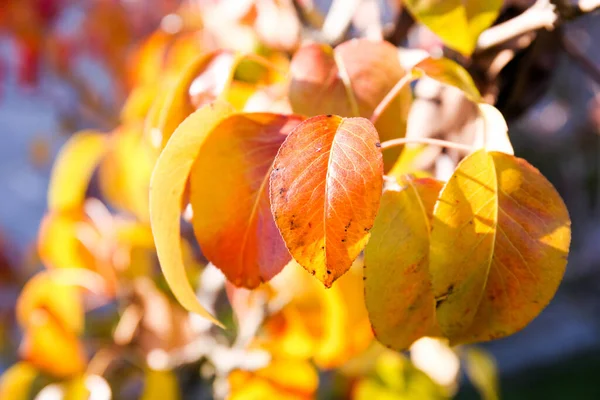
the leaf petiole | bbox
[380,137,473,152]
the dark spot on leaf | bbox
[326,270,331,275]
[375,142,381,148]
[308,222,312,228]
[311,270,316,275]
[326,114,332,117]
[341,239,346,243]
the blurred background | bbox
[0,0,599,399]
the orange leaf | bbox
[289,39,411,170]
[364,177,443,350]
[20,309,86,378]
[47,131,107,212]
[430,150,571,344]
[190,113,304,288]
[149,100,235,326]
[270,115,383,287]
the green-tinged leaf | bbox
[413,57,481,102]
[464,347,500,400]
[430,150,571,344]
[150,100,236,327]
[270,115,383,287]
[364,177,442,350]
[403,0,503,55]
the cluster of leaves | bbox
[0,0,578,399]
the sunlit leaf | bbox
[364,177,443,350]
[141,369,181,400]
[20,309,86,378]
[413,57,481,102]
[266,259,372,368]
[190,113,303,288]
[270,115,383,287]
[229,358,318,400]
[148,50,239,148]
[47,131,107,212]
[430,150,571,344]
[149,100,235,326]
[475,104,514,155]
[403,0,503,55]
[38,210,96,271]
[0,362,38,400]
[99,123,155,221]
[353,351,446,400]
[16,271,84,335]
[289,40,411,170]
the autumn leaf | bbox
[150,100,236,326]
[270,115,383,287]
[141,369,181,400]
[403,0,503,55]
[190,113,304,288]
[413,57,482,102]
[430,150,571,344]
[229,358,318,400]
[147,50,239,148]
[47,131,107,212]
[0,362,38,400]
[288,39,411,170]
[364,176,443,351]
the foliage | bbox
[1,0,592,398]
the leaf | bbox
[270,115,383,287]
[99,123,155,221]
[190,113,304,288]
[289,39,411,170]
[403,0,503,55]
[266,259,372,368]
[474,104,514,155]
[148,50,239,148]
[430,150,571,344]
[364,177,443,351]
[413,57,482,102]
[141,369,181,400]
[229,358,318,400]
[0,362,38,400]
[20,309,87,378]
[47,131,107,212]
[149,100,235,327]
[16,272,84,335]
[464,347,500,400]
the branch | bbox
[476,0,600,52]
[560,33,600,84]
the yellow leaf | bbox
[16,271,84,335]
[403,0,503,55]
[464,347,499,400]
[141,369,181,400]
[364,177,443,350]
[47,131,107,212]
[0,362,38,400]
[413,57,482,102]
[149,100,235,327]
[229,358,318,400]
[430,150,571,344]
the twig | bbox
[477,0,600,52]
[380,137,473,152]
[560,33,600,85]
[371,73,413,125]
[476,0,558,52]
[321,0,361,44]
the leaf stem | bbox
[380,137,473,152]
[371,73,413,125]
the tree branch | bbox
[476,0,600,52]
